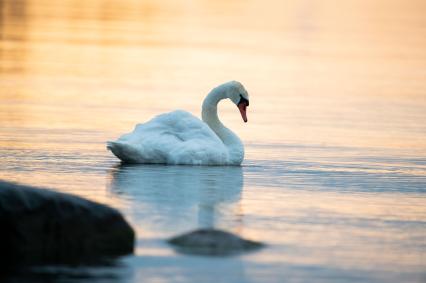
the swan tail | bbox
[107,141,143,163]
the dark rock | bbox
[168,228,263,256]
[0,180,135,270]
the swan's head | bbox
[224,81,250,123]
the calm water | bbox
[1,0,425,282]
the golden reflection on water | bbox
[1,0,426,149]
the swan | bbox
[107,81,249,165]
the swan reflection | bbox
[108,165,244,235]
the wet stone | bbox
[0,180,135,270]
[168,228,264,256]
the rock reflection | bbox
[108,164,244,234]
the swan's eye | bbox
[238,94,249,106]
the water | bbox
[1,0,425,282]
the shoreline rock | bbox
[0,180,135,270]
[168,228,264,256]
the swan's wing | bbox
[112,110,228,165]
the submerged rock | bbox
[0,180,134,269]
[168,228,263,256]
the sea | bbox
[0,0,425,282]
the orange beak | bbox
[238,102,248,123]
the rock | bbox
[168,228,263,256]
[0,180,135,269]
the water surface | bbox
[0,0,425,282]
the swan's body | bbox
[107,110,233,165]
[107,81,249,165]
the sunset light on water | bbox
[0,0,425,282]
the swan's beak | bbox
[238,102,248,123]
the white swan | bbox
[107,81,249,165]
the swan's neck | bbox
[201,86,244,164]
